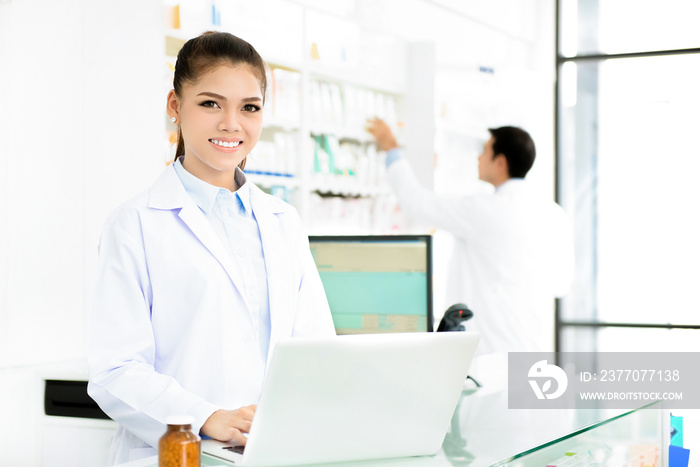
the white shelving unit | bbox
[163,0,434,234]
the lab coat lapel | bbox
[250,186,291,350]
[178,204,250,297]
[148,167,249,305]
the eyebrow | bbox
[196,92,262,103]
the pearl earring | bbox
[170,117,177,123]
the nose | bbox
[218,109,242,132]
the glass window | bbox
[556,0,700,352]
[559,54,700,326]
[560,0,700,56]
[562,327,700,352]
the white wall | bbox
[0,0,165,367]
[0,1,164,464]
[1,0,86,369]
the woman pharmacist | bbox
[88,31,335,465]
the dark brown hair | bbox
[172,31,267,168]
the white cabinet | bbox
[40,366,118,467]
[42,417,117,467]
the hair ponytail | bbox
[174,127,185,161]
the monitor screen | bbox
[308,235,433,334]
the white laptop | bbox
[202,331,480,466]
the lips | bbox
[210,138,241,148]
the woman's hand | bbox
[201,405,257,445]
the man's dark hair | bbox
[487,126,536,178]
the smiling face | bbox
[167,63,264,190]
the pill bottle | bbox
[158,416,201,467]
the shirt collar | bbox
[173,158,252,215]
[495,177,526,193]
[234,168,252,214]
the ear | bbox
[494,153,509,174]
[166,90,180,121]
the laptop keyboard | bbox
[223,445,245,455]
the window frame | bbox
[553,0,700,352]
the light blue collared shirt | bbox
[385,147,404,167]
[173,158,271,362]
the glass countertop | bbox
[117,353,664,467]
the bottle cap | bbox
[165,415,194,426]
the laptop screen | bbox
[308,235,433,334]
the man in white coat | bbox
[367,118,573,354]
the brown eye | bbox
[242,104,261,112]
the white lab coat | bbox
[387,159,573,355]
[88,165,335,464]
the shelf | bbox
[164,31,304,73]
[312,188,391,199]
[310,177,391,199]
[308,62,407,96]
[265,58,302,74]
[165,31,187,57]
[262,120,300,132]
[164,29,191,41]
[310,126,375,144]
[245,172,299,189]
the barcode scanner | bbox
[436,303,480,387]
[436,303,474,332]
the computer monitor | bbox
[308,235,433,334]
